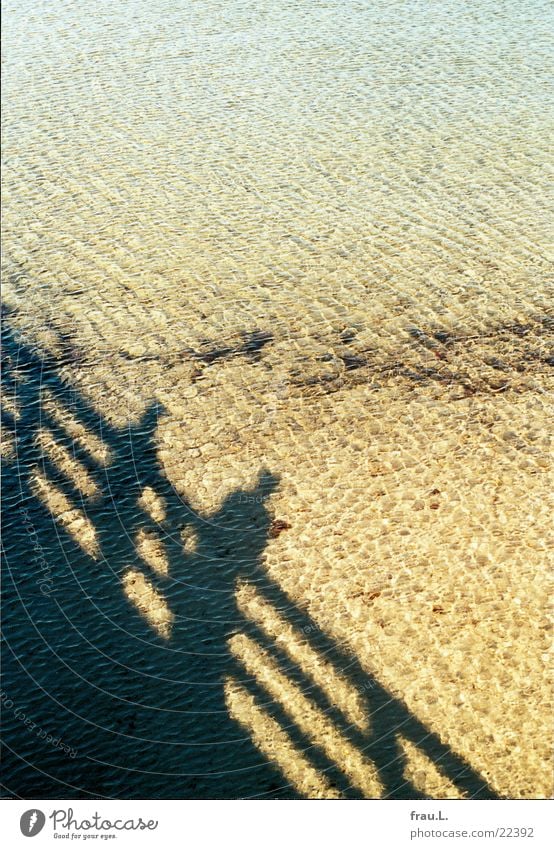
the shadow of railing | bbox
[1,319,498,799]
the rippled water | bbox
[2,0,553,799]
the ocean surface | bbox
[2,0,553,798]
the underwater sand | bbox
[2,0,553,798]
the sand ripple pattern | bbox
[2,0,553,798]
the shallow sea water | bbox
[2,0,553,798]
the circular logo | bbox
[20,810,46,837]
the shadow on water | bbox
[1,320,498,799]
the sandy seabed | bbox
[2,0,553,798]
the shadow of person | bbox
[1,319,498,800]
[1,321,296,798]
[101,460,289,800]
